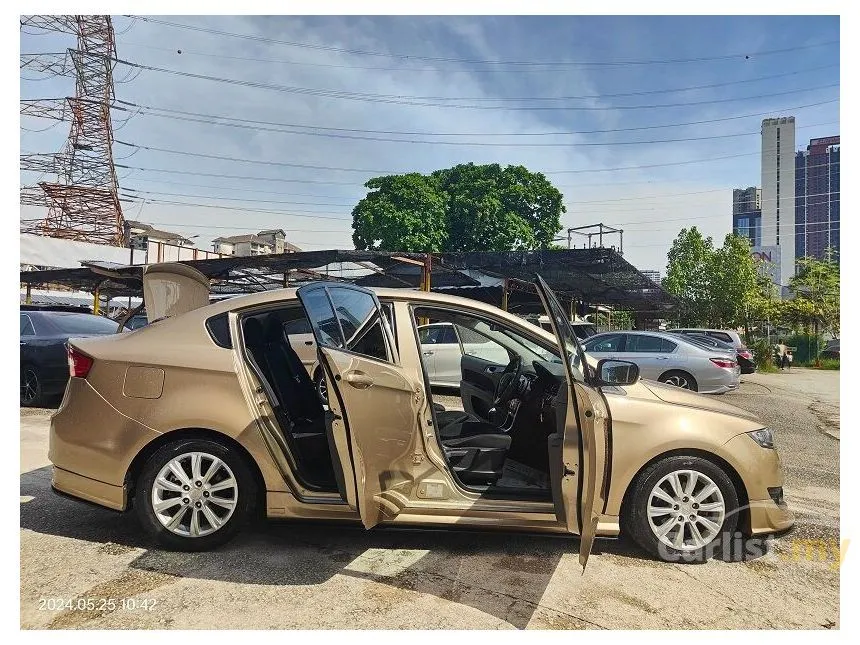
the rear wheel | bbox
[134,438,256,551]
[658,370,698,392]
[20,365,44,407]
[622,455,739,563]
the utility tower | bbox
[20,15,126,246]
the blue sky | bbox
[20,14,840,272]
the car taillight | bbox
[67,345,93,378]
[738,350,753,359]
[710,357,737,369]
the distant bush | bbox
[750,337,776,369]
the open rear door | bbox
[296,283,423,528]
[534,275,610,569]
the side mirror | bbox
[596,359,640,386]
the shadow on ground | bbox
[20,465,770,628]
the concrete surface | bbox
[20,373,840,629]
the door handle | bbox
[656,357,669,360]
[344,370,374,389]
[304,340,314,346]
[422,350,434,356]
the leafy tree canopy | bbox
[351,163,565,252]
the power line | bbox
[108,141,787,176]
[107,55,839,110]
[134,17,838,68]
[114,99,840,147]
[123,187,355,208]
[110,97,838,139]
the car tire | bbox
[20,364,44,407]
[658,370,698,392]
[314,368,329,405]
[622,455,739,563]
[134,438,256,551]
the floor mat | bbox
[496,458,550,489]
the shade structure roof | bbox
[21,247,675,314]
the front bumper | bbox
[722,433,795,535]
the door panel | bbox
[459,354,506,421]
[297,283,423,529]
[432,343,463,386]
[318,348,421,528]
[533,275,609,569]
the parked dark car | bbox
[20,309,120,406]
[668,328,756,374]
[820,339,840,360]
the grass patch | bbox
[795,358,840,370]
[756,364,779,374]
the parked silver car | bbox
[583,330,740,394]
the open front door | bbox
[296,283,423,529]
[534,275,610,569]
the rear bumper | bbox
[49,378,159,508]
[51,466,127,511]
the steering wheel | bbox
[493,354,523,409]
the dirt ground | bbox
[20,369,840,629]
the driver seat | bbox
[432,406,511,485]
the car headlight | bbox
[747,427,774,449]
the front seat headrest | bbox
[264,314,287,344]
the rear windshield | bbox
[48,313,119,335]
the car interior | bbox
[412,306,570,499]
[241,308,339,492]
[240,300,574,503]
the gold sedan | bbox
[50,271,793,566]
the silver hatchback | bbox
[583,330,740,394]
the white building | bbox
[760,117,796,286]
[641,269,661,286]
[212,229,301,257]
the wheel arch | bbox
[618,447,751,534]
[124,427,266,514]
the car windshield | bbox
[48,313,119,335]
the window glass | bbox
[626,334,667,353]
[420,325,458,344]
[661,337,678,352]
[585,334,624,352]
[301,287,343,348]
[455,326,491,345]
[708,331,733,343]
[205,313,232,348]
[326,287,390,362]
[281,307,312,336]
[48,313,118,335]
[20,314,35,336]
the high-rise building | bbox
[732,186,762,246]
[641,269,662,286]
[760,117,796,286]
[795,136,840,263]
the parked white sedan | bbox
[418,322,510,387]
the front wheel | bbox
[622,455,739,563]
[134,438,256,551]
[658,370,698,392]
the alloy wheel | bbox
[20,368,39,405]
[151,451,238,538]
[663,374,690,389]
[316,373,328,404]
[646,469,726,551]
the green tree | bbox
[351,173,448,252]
[664,230,773,333]
[709,234,765,330]
[786,249,840,341]
[663,227,714,326]
[352,163,564,252]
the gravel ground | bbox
[20,370,839,629]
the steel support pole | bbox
[25,284,32,304]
